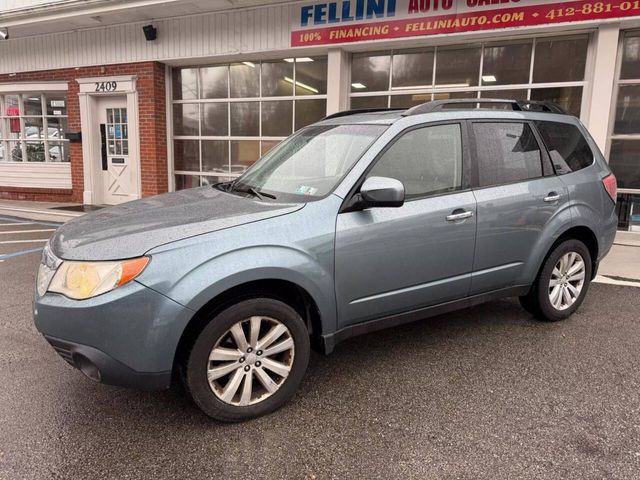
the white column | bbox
[585,23,620,153]
[326,48,350,115]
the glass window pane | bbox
[295,99,326,130]
[482,43,532,85]
[173,139,199,171]
[200,66,228,99]
[172,68,199,100]
[23,95,42,116]
[0,142,5,162]
[436,47,481,88]
[390,93,431,108]
[230,102,259,136]
[262,60,293,97]
[230,63,260,98]
[614,85,640,134]
[392,50,434,90]
[610,140,640,190]
[46,95,67,116]
[49,142,69,162]
[261,140,281,155]
[369,124,463,199]
[535,121,593,174]
[202,140,229,173]
[621,34,640,80]
[480,90,528,101]
[262,101,293,137]
[533,37,587,83]
[172,104,199,136]
[9,141,23,161]
[26,141,46,162]
[175,174,201,190]
[530,87,583,117]
[230,140,260,172]
[433,91,477,106]
[202,175,236,186]
[351,96,388,109]
[47,116,67,140]
[351,54,390,92]
[295,57,327,96]
[474,123,542,187]
[24,118,44,139]
[201,103,229,136]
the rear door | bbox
[334,122,477,328]
[469,120,569,294]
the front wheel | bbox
[185,298,310,422]
[519,239,592,322]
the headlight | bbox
[47,257,150,300]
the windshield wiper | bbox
[232,183,276,200]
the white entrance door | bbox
[97,97,138,205]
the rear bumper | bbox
[45,336,171,390]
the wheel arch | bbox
[173,278,325,378]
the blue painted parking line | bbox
[0,215,62,228]
[0,247,45,261]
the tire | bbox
[185,298,310,422]
[519,239,592,322]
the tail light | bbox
[602,173,617,203]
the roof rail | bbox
[323,108,404,120]
[404,99,569,116]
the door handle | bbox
[544,192,561,203]
[446,210,474,222]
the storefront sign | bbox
[291,0,640,46]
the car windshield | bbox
[226,124,386,201]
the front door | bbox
[97,97,138,205]
[334,123,477,328]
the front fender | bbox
[139,245,337,336]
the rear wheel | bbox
[519,239,592,322]
[185,298,310,422]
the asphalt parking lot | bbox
[1,217,639,479]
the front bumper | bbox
[34,280,194,390]
[45,335,171,390]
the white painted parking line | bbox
[0,229,55,235]
[0,222,34,226]
[0,239,49,244]
[594,275,640,288]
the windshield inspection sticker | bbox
[296,185,318,195]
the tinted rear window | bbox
[535,121,594,174]
[473,122,543,187]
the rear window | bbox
[534,121,594,174]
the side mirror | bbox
[359,176,405,208]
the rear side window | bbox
[534,121,594,174]
[368,123,463,199]
[473,122,543,187]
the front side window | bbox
[368,124,463,199]
[230,124,386,201]
[535,121,593,174]
[473,123,542,187]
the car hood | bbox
[49,187,303,261]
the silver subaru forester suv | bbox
[34,99,618,421]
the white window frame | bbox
[0,83,69,164]
[349,34,591,122]
[170,58,328,187]
[606,29,640,195]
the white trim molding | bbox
[0,82,68,93]
[0,162,71,189]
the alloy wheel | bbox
[548,251,586,311]
[207,316,295,406]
